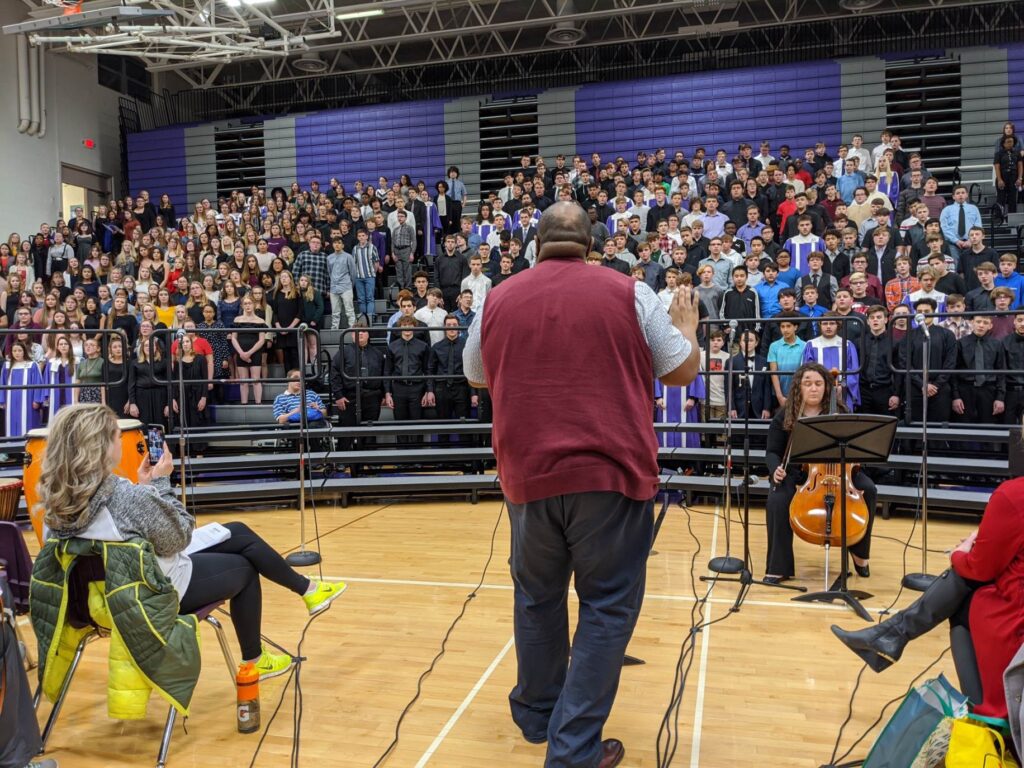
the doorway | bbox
[61,164,112,222]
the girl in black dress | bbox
[172,334,208,438]
[185,280,211,324]
[198,303,232,395]
[1,273,25,320]
[231,294,268,405]
[271,270,301,372]
[103,294,137,352]
[104,335,131,417]
[129,321,170,428]
[297,274,324,369]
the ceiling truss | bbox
[13,0,1016,90]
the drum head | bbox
[25,428,49,438]
[117,419,143,431]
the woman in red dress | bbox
[832,476,1024,718]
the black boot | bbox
[950,624,984,704]
[831,569,972,672]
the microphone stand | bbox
[286,324,321,568]
[703,343,805,609]
[903,316,935,592]
[705,321,743,576]
[175,330,187,509]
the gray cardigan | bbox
[1004,641,1024,757]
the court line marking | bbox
[689,505,719,768]
[322,576,897,615]
[413,634,516,768]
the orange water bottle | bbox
[236,662,261,733]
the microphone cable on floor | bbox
[655,497,737,768]
[370,499,506,768]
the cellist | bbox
[763,362,878,583]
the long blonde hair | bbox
[37,404,119,530]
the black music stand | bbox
[788,414,897,622]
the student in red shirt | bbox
[775,184,797,239]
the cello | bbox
[786,368,869,547]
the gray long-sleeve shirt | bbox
[327,249,359,294]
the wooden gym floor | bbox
[19,497,971,767]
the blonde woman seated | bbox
[36,404,346,679]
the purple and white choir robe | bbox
[422,199,443,259]
[0,362,46,437]
[801,336,861,410]
[44,359,75,421]
[473,222,502,244]
[654,373,706,449]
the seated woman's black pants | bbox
[765,469,876,578]
[178,522,310,660]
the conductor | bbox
[464,202,700,767]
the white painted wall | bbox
[0,4,121,238]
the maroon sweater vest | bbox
[481,255,659,504]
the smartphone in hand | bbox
[146,425,166,465]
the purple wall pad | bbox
[295,100,448,188]
[1005,43,1024,130]
[126,126,188,202]
[574,60,843,162]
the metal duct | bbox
[16,35,30,133]
[36,45,45,139]
[26,41,39,135]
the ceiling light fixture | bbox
[223,0,275,7]
[336,8,385,21]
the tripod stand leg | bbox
[793,589,873,622]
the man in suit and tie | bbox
[512,208,537,250]
[406,188,429,259]
[940,185,982,265]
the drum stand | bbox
[286,325,321,568]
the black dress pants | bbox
[765,470,876,578]
[1006,389,1024,425]
[859,383,893,415]
[391,382,424,443]
[957,384,998,424]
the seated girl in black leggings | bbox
[36,404,346,679]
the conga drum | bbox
[24,419,145,545]
[0,478,23,522]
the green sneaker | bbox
[302,580,347,616]
[253,648,295,681]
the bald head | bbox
[536,202,591,262]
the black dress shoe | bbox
[763,575,790,585]
[523,732,547,745]
[853,562,870,578]
[598,739,625,768]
